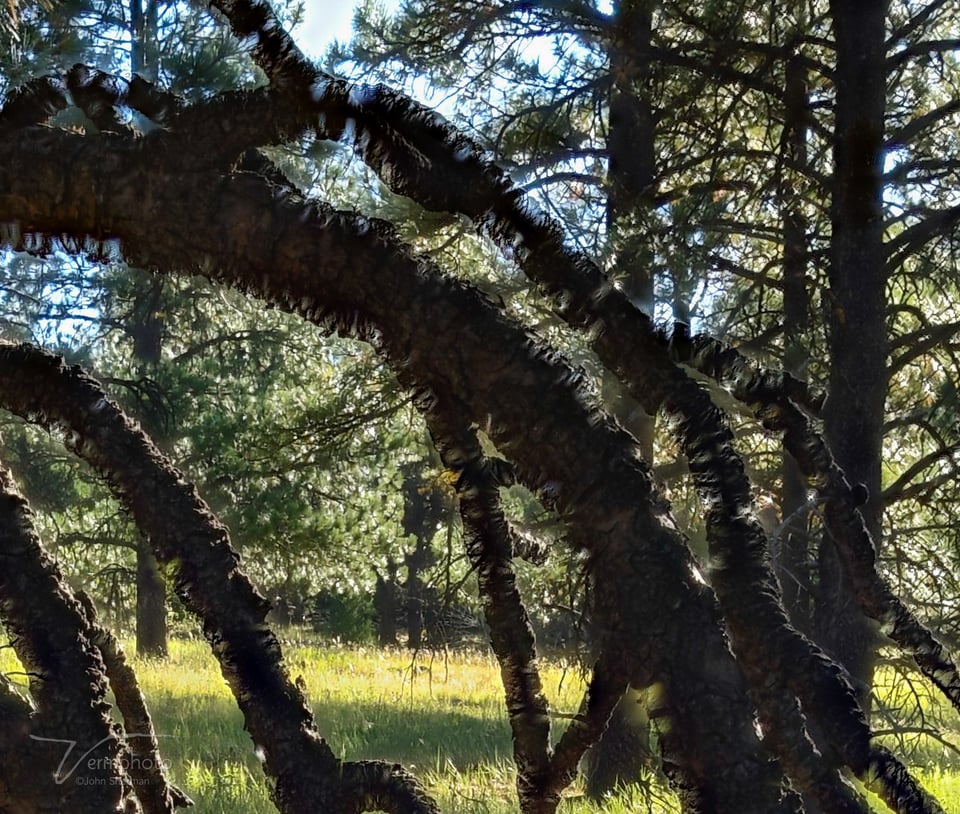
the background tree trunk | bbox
[587,0,658,795]
[136,538,168,657]
[817,0,891,710]
[778,52,813,632]
[374,560,400,647]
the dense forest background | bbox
[0,0,959,812]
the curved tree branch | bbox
[0,122,793,810]
[338,762,441,814]
[423,408,555,812]
[674,333,960,718]
[424,402,637,813]
[75,590,193,813]
[0,461,133,812]
[173,8,939,806]
[0,343,439,814]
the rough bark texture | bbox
[0,463,134,813]
[0,344,440,814]
[190,7,949,801]
[149,31,894,807]
[0,127,792,810]
[426,411,556,813]
[424,404,634,814]
[75,590,191,813]
[151,9,808,808]
[671,332,960,717]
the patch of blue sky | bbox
[0,249,104,351]
[295,0,386,60]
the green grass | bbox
[4,638,960,812]
[138,640,649,813]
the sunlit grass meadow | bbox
[4,638,960,811]
[139,639,677,813]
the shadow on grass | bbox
[137,687,521,814]
[147,688,513,765]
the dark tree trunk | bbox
[374,561,400,647]
[136,537,168,658]
[128,275,165,366]
[426,404,641,814]
[0,114,799,810]
[582,690,652,801]
[129,0,160,83]
[403,539,430,650]
[817,0,891,710]
[606,0,656,311]
[126,270,170,657]
[588,1,658,795]
[129,1,169,663]
[0,464,132,812]
[10,138,787,805]
[400,462,444,648]
[0,346,442,814]
[76,590,191,812]
[778,53,813,632]
[424,412,556,812]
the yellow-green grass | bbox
[141,640,670,813]
[3,638,959,812]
